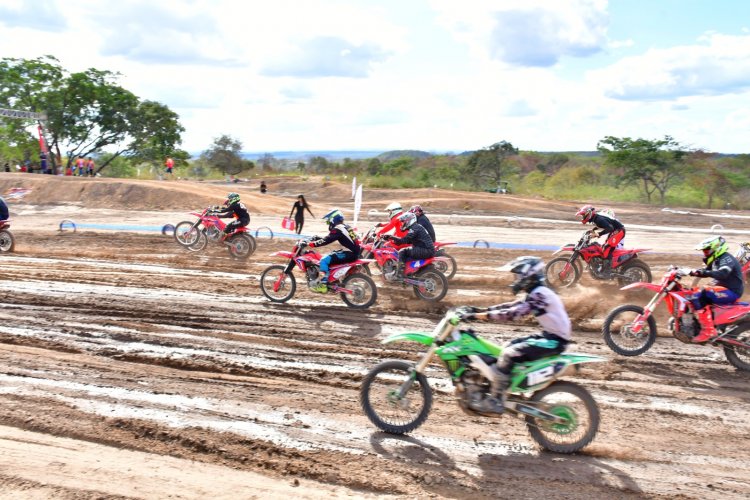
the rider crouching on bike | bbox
[376,202,407,239]
[576,205,625,278]
[382,212,435,280]
[214,192,250,240]
[459,256,572,414]
[408,204,436,242]
[308,209,361,293]
[689,236,744,343]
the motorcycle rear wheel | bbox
[434,249,457,280]
[227,234,255,259]
[413,266,448,302]
[545,257,581,289]
[340,272,378,309]
[360,360,432,434]
[601,304,657,356]
[617,260,652,287]
[723,322,750,372]
[0,229,15,252]
[525,381,599,454]
[259,265,296,302]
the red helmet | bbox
[576,205,595,224]
[408,204,424,216]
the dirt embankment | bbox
[0,173,748,499]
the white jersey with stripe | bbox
[486,285,572,341]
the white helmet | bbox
[385,202,402,219]
[499,256,546,294]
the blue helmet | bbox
[322,208,345,228]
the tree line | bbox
[2,57,749,208]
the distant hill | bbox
[376,150,433,161]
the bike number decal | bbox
[332,267,349,280]
[525,366,555,386]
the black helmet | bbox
[500,256,546,294]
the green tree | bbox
[464,141,519,187]
[597,135,688,204]
[201,134,254,175]
[0,56,186,174]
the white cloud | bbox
[590,32,750,100]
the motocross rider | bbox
[0,195,8,222]
[459,256,572,414]
[688,235,744,343]
[382,212,435,280]
[307,209,361,293]
[213,192,250,239]
[576,205,625,278]
[408,205,436,242]
[376,202,407,238]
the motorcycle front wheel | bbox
[360,360,432,434]
[412,266,448,302]
[601,304,657,356]
[174,221,201,246]
[259,265,296,302]
[340,272,378,309]
[186,231,208,252]
[545,257,581,289]
[0,230,15,252]
[525,381,600,454]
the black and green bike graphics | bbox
[360,309,605,453]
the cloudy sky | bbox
[1,0,749,154]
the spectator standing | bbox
[289,194,315,235]
[3,162,9,173]
[40,152,48,174]
[86,157,95,177]
[76,156,85,176]
[165,156,174,178]
[260,180,267,194]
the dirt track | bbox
[1,176,749,499]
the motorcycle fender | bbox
[331,266,351,280]
[620,282,661,292]
[270,251,295,258]
[382,332,435,346]
[552,245,575,256]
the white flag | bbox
[353,184,363,227]
[352,177,357,199]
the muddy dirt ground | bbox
[1,175,749,499]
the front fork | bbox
[630,291,667,333]
[559,251,579,280]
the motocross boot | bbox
[470,369,509,414]
[394,261,405,281]
[692,307,718,343]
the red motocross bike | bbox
[545,230,651,288]
[734,242,750,281]
[360,228,458,280]
[0,220,15,253]
[359,228,449,302]
[259,239,378,309]
[174,207,256,259]
[601,266,750,371]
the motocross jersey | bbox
[416,214,436,242]
[392,223,435,253]
[590,213,624,236]
[701,252,744,297]
[486,285,572,341]
[216,202,250,225]
[315,223,361,256]
[377,213,407,238]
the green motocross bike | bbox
[360,309,605,453]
